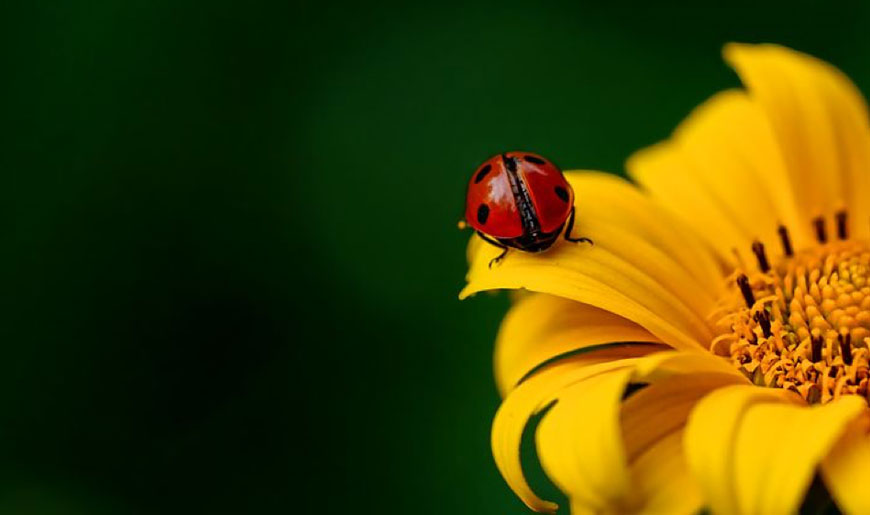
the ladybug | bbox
[465,152,591,268]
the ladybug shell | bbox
[465,152,574,240]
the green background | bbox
[3,1,870,513]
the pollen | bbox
[712,213,870,404]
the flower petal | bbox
[685,385,865,515]
[618,371,748,514]
[621,372,746,465]
[821,413,870,514]
[491,359,636,513]
[566,172,724,298]
[564,430,704,515]
[630,429,703,515]
[494,293,664,396]
[495,351,746,513]
[535,368,635,511]
[537,352,746,512]
[628,141,752,266]
[462,173,718,351]
[628,89,805,265]
[725,43,870,242]
[633,350,749,381]
[674,90,806,250]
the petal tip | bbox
[722,41,775,63]
[721,41,750,62]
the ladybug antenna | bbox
[457,220,468,230]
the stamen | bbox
[811,334,822,363]
[753,310,771,338]
[777,225,793,257]
[813,216,827,244]
[736,274,755,308]
[836,210,848,240]
[720,238,870,404]
[807,385,821,404]
[751,240,770,272]
[839,332,853,365]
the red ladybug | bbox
[465,152,591,267]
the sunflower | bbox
[460,44,870,514]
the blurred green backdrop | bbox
[3,1,870,513]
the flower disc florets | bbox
[715,214,870,403]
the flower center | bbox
[712,213,870,404]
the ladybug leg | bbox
[476,231,509,268]
[488,247,509,268]
[564,207,593,245]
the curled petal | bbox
[492,352,747,513]
[494,293,663,396]
[491,359,635,512]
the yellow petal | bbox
[566,433,706,515]
[491,359,637,513]
[619,369,748,514]
[494,293,664,396]
[725,43,870,242]
[685,386,799,515]
[685,385,865,515]
[821,413,870,514]
[536,368,635,511]
[674,90,808,251]
[628,141,751,267]
[462,173,717,351]
[503,351,744,513]
[621,372,746,464]
[628,88,808,265]
[566,172,725,298]
[734,398,865,514]
[633,350,748,382]
[631,429,703,515]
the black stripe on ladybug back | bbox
[501,154,541,236]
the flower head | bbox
[461,44,870,514]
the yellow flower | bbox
[460,43,870,514]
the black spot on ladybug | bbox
[524,155,546,165]
[474,164,492,184]
[477,204,490,225]
[554,186,569,203]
